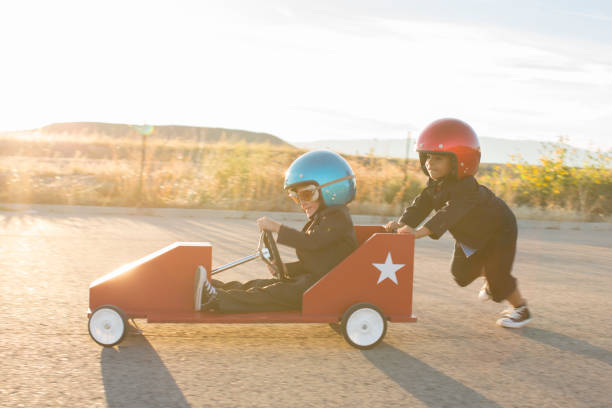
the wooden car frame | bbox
[88,226,416,349]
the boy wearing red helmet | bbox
[385,118,531,328]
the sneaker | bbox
[194,265,217,311]
[478,280,492,302]
[496,305,532,328]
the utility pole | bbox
[132,124,155,203]
[404,131,412,180]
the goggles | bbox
[286,175,355,204]
[288,185,320,204]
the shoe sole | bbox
[496,317,532,328]
[194,266,205,311]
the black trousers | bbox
[211,274,315,313]
[450,221,518,302]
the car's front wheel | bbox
[88,305,127,347]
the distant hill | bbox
[36,122,293,146]
[4,122,604,166]
[293,137,598,165]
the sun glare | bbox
[0,2,610,148]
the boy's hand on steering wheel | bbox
[266,264,279,278]
[257,216,281,233]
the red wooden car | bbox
[88,225,416,349]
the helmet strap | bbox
[318,175,355,189]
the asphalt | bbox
[1,205,610,407]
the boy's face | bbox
[293,184,320,217]
[425,154,452,180]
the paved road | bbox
[1,207,611,407]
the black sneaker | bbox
[496,304,532,328]
[194,266,218,311]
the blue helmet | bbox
[284,150,356,206]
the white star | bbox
[372,252,405,285]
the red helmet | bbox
[415,118,481,179]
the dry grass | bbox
[0,132,426,215]
[1,131,610,221]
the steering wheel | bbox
[258,231,288,280]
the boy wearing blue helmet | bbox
[194,150,358,313]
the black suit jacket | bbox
[277,205,358,282]
[399,176,516,250]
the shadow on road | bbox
[513,327,612,365]
[101,334,190,408]
[362,343,500,408]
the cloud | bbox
[559,10,612,22]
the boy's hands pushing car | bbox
[397,225,416,234]
[398,225,431,239]
[384,220,403,232]
[257,216,281,233]
[384,221,430,239]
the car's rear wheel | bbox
[341,303,387,349]
[88,305,127,347]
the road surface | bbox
[1,206,611,407]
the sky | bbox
[1,0,611,149]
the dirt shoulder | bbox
[1,202,610,232]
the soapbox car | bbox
[88,225,416,349]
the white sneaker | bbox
[194,266,205,311]
[478,280,492,302]
[496,305,532,328]
[194,265,217,312]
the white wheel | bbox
[88,305,127,347]
[341,303,387,349]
